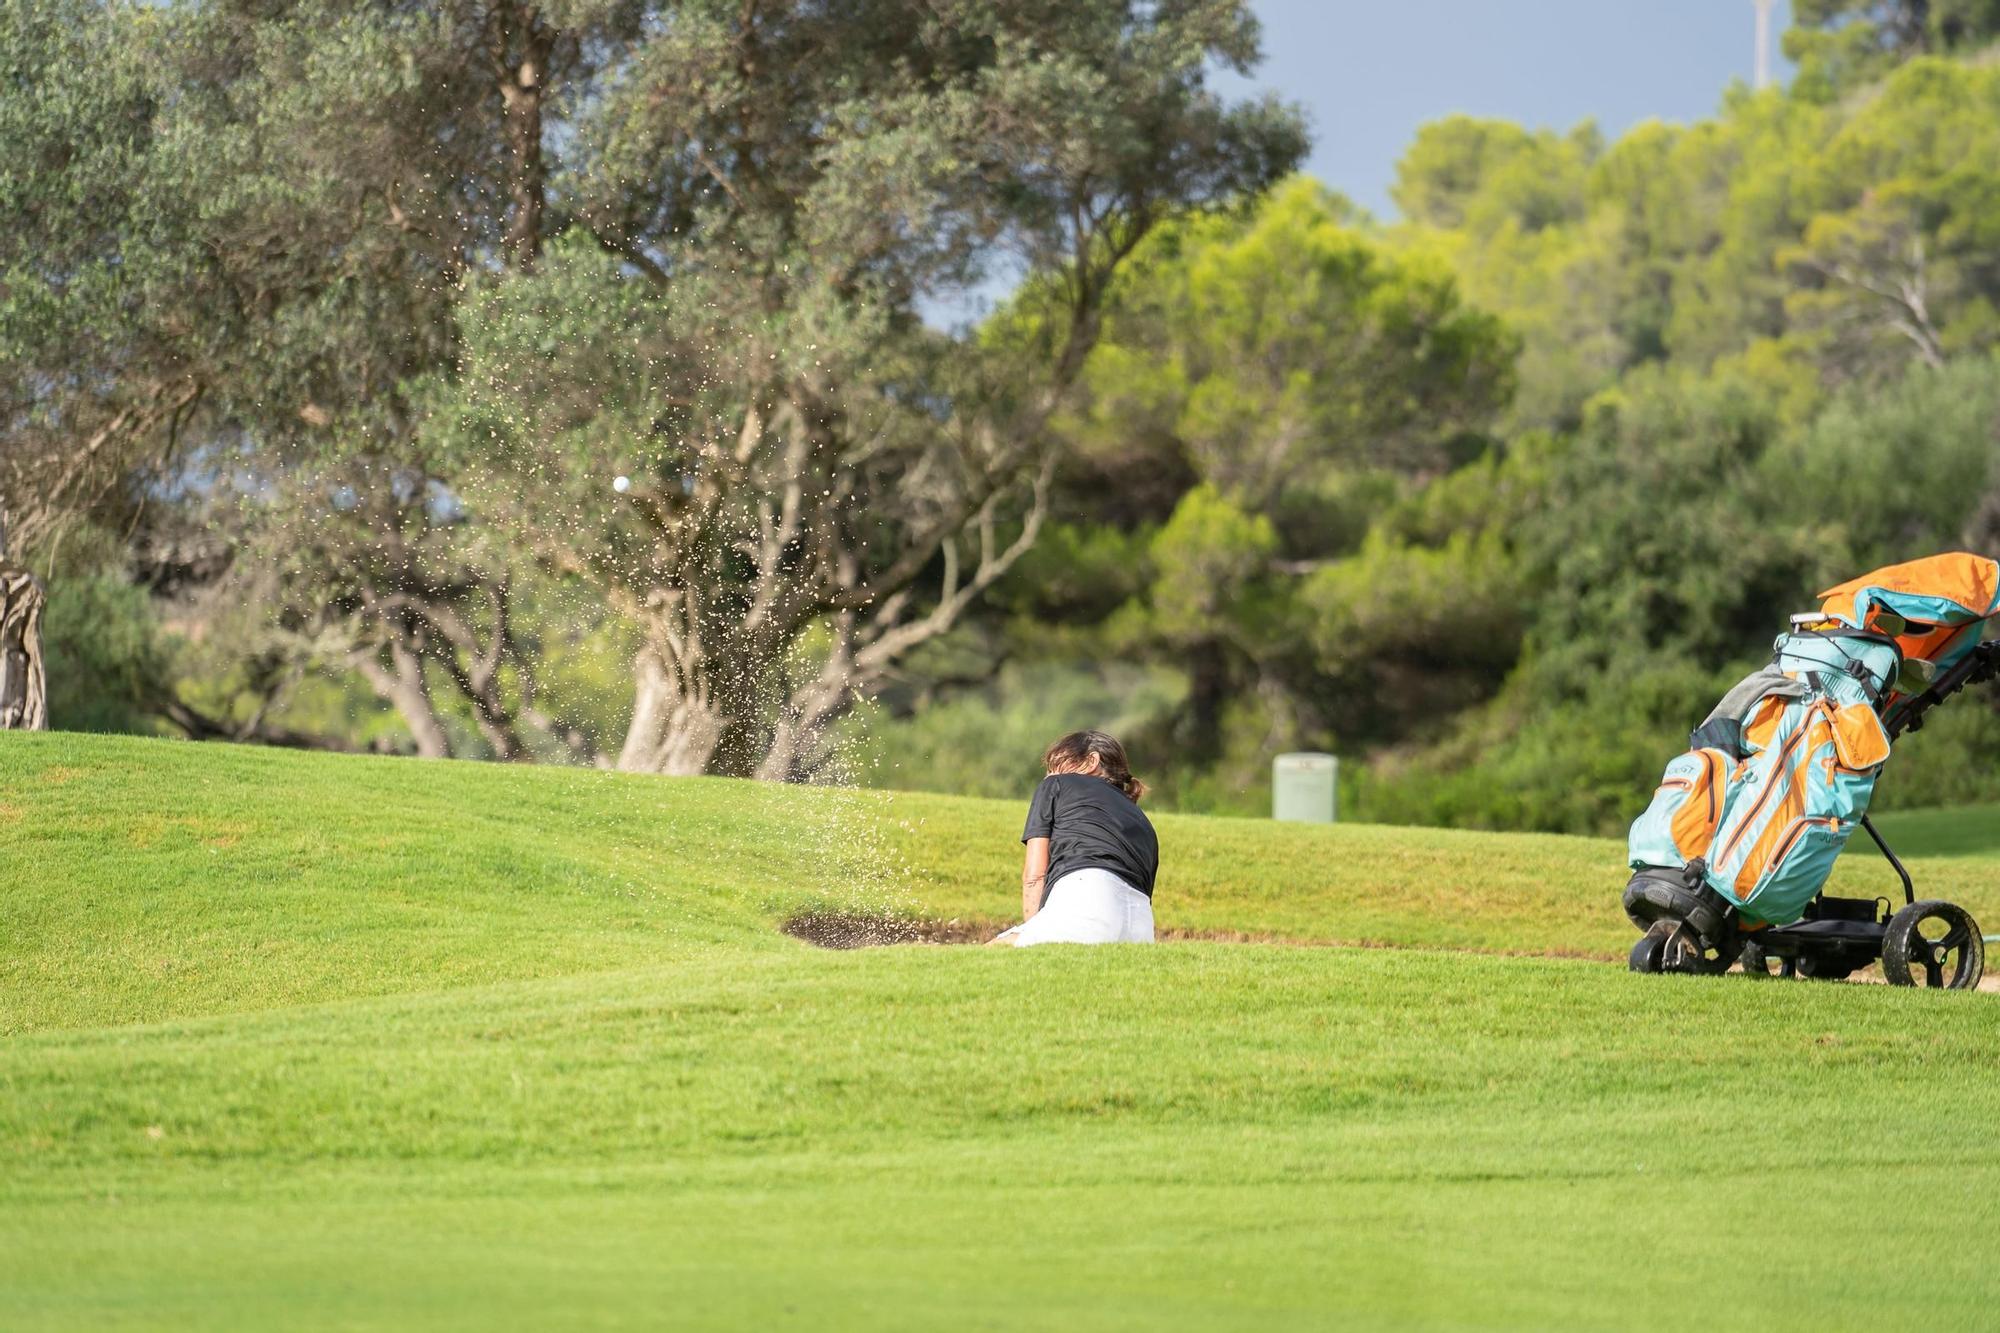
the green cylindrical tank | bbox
[1272,752,1336,824]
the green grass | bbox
[3,733,1999,1330]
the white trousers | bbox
[1011,868,1155,946]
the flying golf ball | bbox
[613,475,631,493]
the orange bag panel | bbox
[1668,749,1726,861]
[1742,694,1787,753]
[1827,701,1890,771]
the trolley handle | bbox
[1883,639,2000,741]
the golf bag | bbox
[1624,554,2000,960]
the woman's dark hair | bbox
[1043,729,1147,802]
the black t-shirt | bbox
[1021,773,1159,899]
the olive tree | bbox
[435,0,1305,776]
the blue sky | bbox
[1229,0,1794,218]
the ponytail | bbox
[1042,729,1147,802]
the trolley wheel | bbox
[1686,933,1744,975]
[1882,900,1985,990]
[1629,919,1736,975]
[1629,921,1670,973]
[1739,939,1794,978]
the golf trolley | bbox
[1624,636,1999,990]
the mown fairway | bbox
[3,734,1999,1330]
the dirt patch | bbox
[1804,962,2000,994]
[777,914,1376,950]
[781,913,1008,948]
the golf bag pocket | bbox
[1628,748,1728,871]
[1732,816,1853,925]
[1828,700,1890,771]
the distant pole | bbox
[1752,0,1777,90]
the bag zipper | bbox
[1658,752,1720,801]
[1741,816,1840,901]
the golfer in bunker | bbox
[993,730,1158,946]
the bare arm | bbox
[1021,837,1051,921]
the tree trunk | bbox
[1183,639,1231,762]
[753,714,813,784]
[0,566,49,731]
[754,638,858,783]
[355,635,452,758]
[496,10,551,272]
[469,706,526,762]
[616,646,730,775]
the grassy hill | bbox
[3,733,1999,1330]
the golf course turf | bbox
[3,733,1998,1329]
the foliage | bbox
[0,0,203,554]
[1760,355,2000,578]
[1775,59,2000,385]
[1786,0,2000,97]
[1077,177,1517,508]
[1392,117,1625,430]
[1010,181,1518,779]
[1347,372,1804,832]
[40,574,173,735]
[848,661,1185,802]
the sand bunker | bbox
[781,913,1005,948]
[778,913,1336,949]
